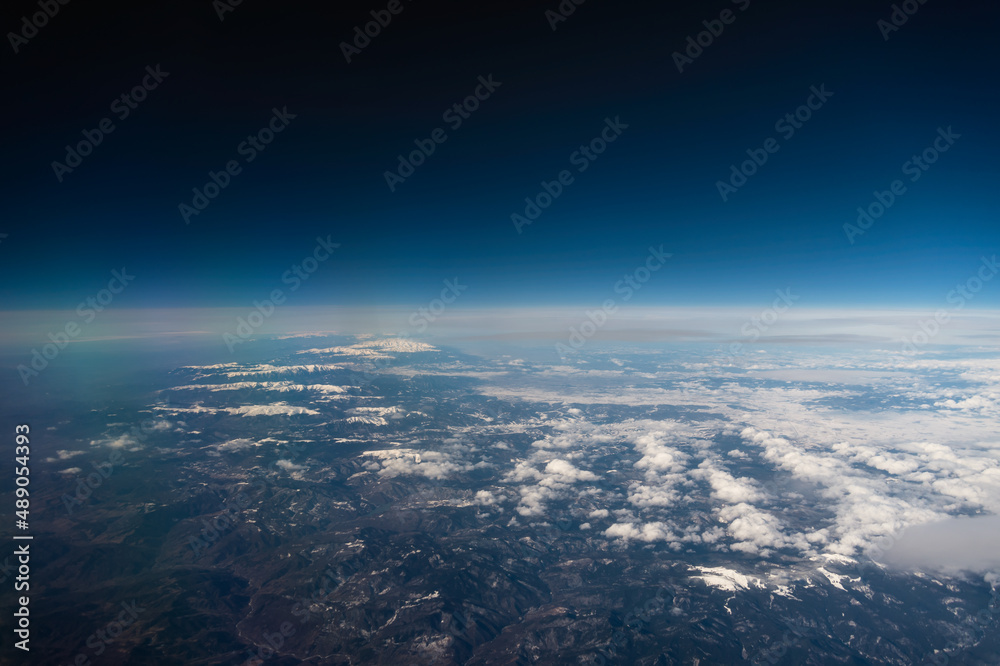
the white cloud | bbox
[368,449,471,480]
[717,502,794,556]
[217,438,260,451]
[694,462,764,505]
[505,456,600,517]
[90,434,139,449]
[474,490,498,506]
[883,515,1000,574]
[45,450,85,462]
[604,521,678,544]
[540,459,599,484]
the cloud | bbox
[626,482,679,508]
[484,350,1000,562]
[179,342,1000,575]
[882,515,1000,574]
[935,393,999,414]
[45,450,85,462]
[90,434,139,449]
[217,438,260,452]
[694,462,764,505]
[505,457,600,517]
[369,449,471,480]
[540,459,599,484]
[717,503,794,556]
[474,490,498,506]
[604,521,679,544]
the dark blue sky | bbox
[1,0,997,310]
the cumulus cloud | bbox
[621,429,695,514]
[604,521,679,544]
[90,434,140,449]
[505,457,599,517]
[694,462,765,505]
[540,459,599,485]
[275,459,308,480]
[717,502,796,556]
[367,449,471,480]
[45,450,85,462]
[633,432,688,476]
[276,460,307,472]
[487,350,1000,564]
[474,490,498,506]
[627,482,679,508]
[935,393,999,414]
[217,438,260,452]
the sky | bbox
[0,0,997,311]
